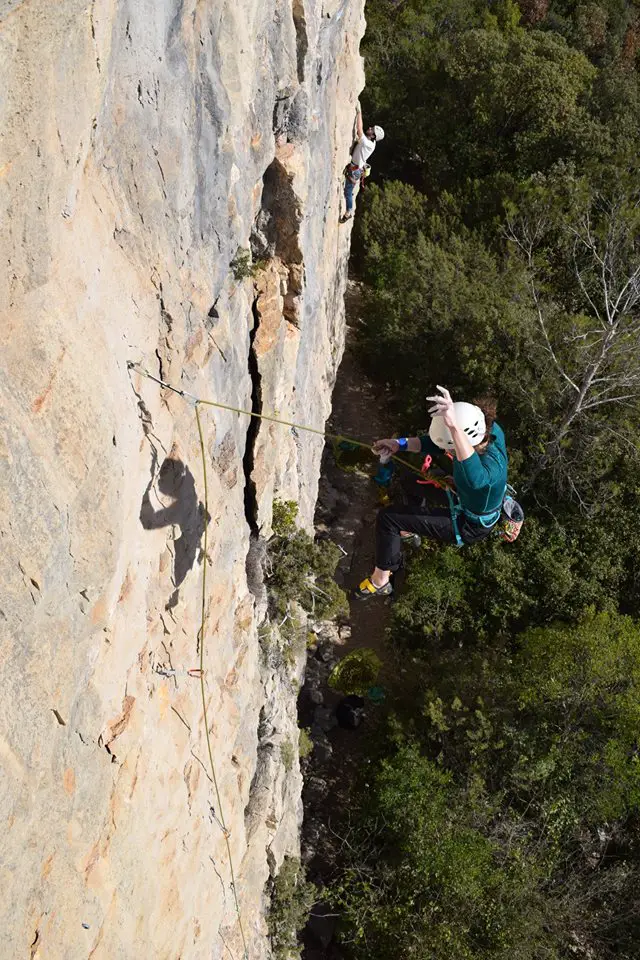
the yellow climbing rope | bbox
[129,363,427,479]
[195,404,249,960]
[129,361,427,959]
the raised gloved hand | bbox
[426,385,457,429]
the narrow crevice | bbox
[242,296,262,535]
[250,157,304,326]
[30,930,40,960]
[292,0,308,83]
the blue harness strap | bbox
[445,488,505,548]
[445,488,465,548]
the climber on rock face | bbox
[354,387,509,600]
[340,104,384,223]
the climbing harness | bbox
[344,162,362,184]
[444,484,524,548]
[444,486,505,548]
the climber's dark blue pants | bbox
[375,489,493,572]
[344,169,362,213]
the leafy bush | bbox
[298,727,313,759]
[328,648,382,696]
[334,744,555,960]
[280,740,296,773]
[229,247,253,281]
[272,499,299,537]
[268,857,316,960]
[391,504,640,647]
[412,609,640,848]
[267,505,347,622]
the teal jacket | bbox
[420,422,508,518]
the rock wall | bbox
[0,1,364,956]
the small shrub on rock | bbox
[298,727,314,759]
[281,740,296,772]
[268,856,316,960]
[267,501,347,621]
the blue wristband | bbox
[397,437,409,450]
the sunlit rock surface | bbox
[0,0,364,955]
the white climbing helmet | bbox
[373,125,385,141]
[429,402,486,451]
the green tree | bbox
[356,180,524,422]
[335,744,555,960]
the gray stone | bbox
[313,707,338,733]
[304,777,329,804]
[311,732,333,764]
[317,641,335,662]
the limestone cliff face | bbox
[0,1,364,956]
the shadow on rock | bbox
[139,457,210,589]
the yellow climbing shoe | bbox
[353,577,393,601]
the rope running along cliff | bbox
[129,361,428,957]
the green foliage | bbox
[267,508,347,622]
[328,648,382,696]
[356,181,524,423]
[280,740,296,772]
[511,609,640,824]
[229,248,269,281]
[407,609,640,867]
[334,618,640,954]
[335,744,555,960]
[268,857,316,960]
[331,4,640,956]
[391,502,640,647]
[229,247,253,281]
[298,727,313,759]
[272,499,299,537]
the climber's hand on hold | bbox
[427,385,457,430]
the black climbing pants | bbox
[375,487,495,572]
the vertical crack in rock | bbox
[244,704,275,838]
[292,0,308,83]
[251,158,304,326]
[242,296,263,535]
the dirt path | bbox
[300,282,406,958]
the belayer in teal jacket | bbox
[355,387,508,601]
